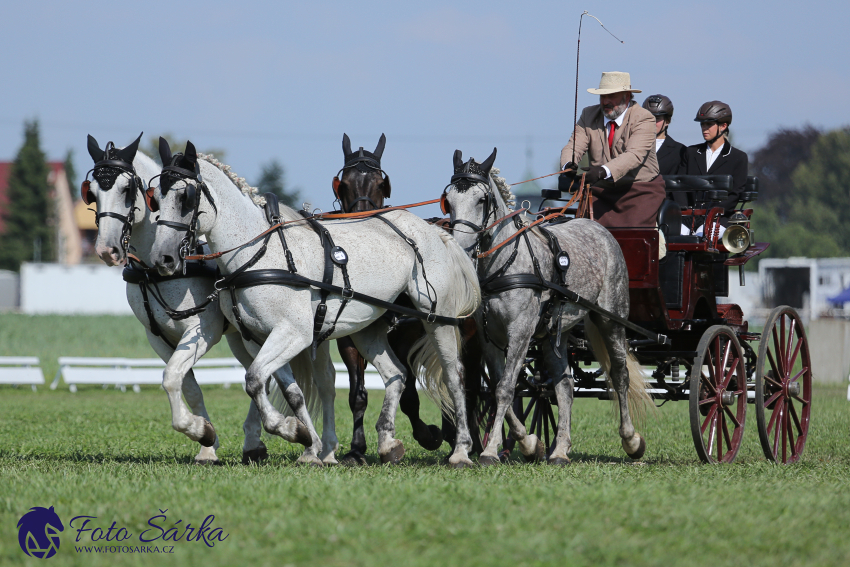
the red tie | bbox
[607,121,616,151]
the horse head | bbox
[149,137,216,276]
[441,148,498,257]
[85,132,145,265]
[333,133,391,213]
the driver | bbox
[560,72,665,228]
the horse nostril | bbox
[162,255,175,266]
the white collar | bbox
[604,103,631,129]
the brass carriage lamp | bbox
[722,211,751,255]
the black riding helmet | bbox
[642,94,674,119]
[694,100,732,125]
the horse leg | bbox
[591,313,644,458]
[145,330,218,456]
[349,322,407,464]
[541,339,574,465]
[337,336,369,464]
[312,342,339,465]
[389,324,444,451]
[180,368,221,465]
[242,326,322,466]
[461,322,485,455]
[226,333,268,464]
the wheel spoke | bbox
[765,350,783,388]
[716,412,724,461]
[707,413,718,458]
[789,366,808,385]
[721,414,733,458]
[713,338,723,386]
[701,372,718,395]
[767,396,783,435]
[788,399,804,437]
[792,394,810,406]
[720,340,732,385]
[701,404,718,434]
[781,400,788,462]
[699,397,716,406]
[522,397,537,421]
[723,404,741,428]
[779,316,787,373]
[787,335,803,376]
[722,356,740,389]
[772,325,784,377]
[764,390,782,409]
[786,402,797,457]
[547,402,558,436]
[772,403,783,458]
[785,317,796,375]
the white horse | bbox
[85,134,322,464]
[148,139,481,467]
[443,149,652,465]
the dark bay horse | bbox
[334,134,484,462]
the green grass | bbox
[1,315,849,567]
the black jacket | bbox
[682,140,748,213]
[656,136,686,176]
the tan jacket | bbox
[560,103,659,187]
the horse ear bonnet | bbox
[116,132,143,164]
[87,135,105,163]
[342,133,352,159]
[373,134,386,160]
[453,149,463,170]
[158,137,173,167]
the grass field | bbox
[1,314,849,567]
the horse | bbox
[148,138,481,467]
[84,133,321,464]
[333,133,485,459]
[441,148,652,465]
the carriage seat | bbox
[664,174,732,204]
[740,176,759,203]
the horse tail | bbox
[584,315,655,428]
[408,228,481,419]
[267,349,322,425]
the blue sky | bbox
[1,0,845,216]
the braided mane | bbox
[198,153,266,206]
[489,167,515,209]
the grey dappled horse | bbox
[443,148,651,465]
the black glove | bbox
[562,161,578,171]
[581,165,607,185]
[558,170,577,192]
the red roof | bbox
[0,161,64,233]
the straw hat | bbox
[587,72,642,95]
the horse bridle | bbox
[332,148,389,213]
[81,142,144,254]
[441,163,496,235]
[148,156,217,268]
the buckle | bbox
[426,312,437,323]
[341,287,354,300]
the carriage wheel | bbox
[689,325,747,464]
[755,306,812,464]
[515,392,558,455]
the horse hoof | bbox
[413,424,444,451]
[241,442,268,465]
[479,455,500,466]
[624,434,646,460]
[198,420,217,448]
[522,437,546,463]
[340,451,368,466]
[548,456,571,466]
[449,459,475,469]
[379,441,405,465]
[293,419,313,447]
[194,458,222,466]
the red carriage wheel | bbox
[755,306,812,464]
[689,325,747,463]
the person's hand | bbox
[561,161,578,171]
[558,169,577,192]
[581,165,606,185]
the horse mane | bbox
[489,167,515,209]
[198,153,266,207]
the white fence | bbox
[46,358,385,393]
[0,357,45,390]
[21,263,132,315]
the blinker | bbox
[145,187,159,212]
[332,176,340,198]
[81,180,94,205]
[440,193,451,215]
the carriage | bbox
[483,173,812,464]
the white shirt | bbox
[655,138,665,153]
[602,105,630,179]
[706,141,726,171]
